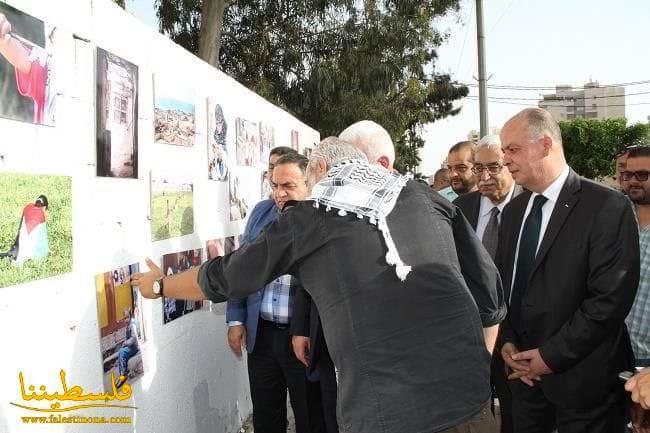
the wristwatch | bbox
[152,277,165,298]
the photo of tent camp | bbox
[207,98,229,181]
[150,175,194,242]
[235,117,259,166]
[162,249,204,324]
[0,1,56,126]
[0,173,71,288]
[95,264,146,391]
[259,122,275,164]
[96,47,138,178]
[154,74,195,146]
[291,130,299,151]
[229,174,248,221]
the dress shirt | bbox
[510,165,570,297]
[476,186,515,240]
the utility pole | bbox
[476,0,488,138]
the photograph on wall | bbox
[162,249,203,324]
[229,174,248,221]
[291,130,299,151]
[235,117,259,166]
[259,122,275,164]
[206,98,228,181]
[224,235,239,253]
[0,1,56,126]
[206,237,237,316]
[150,175,194,242]
[96,47,138,178]
[0,173,71,288]
[261,170,271,200]
[95,263,146,391]
[154,74,195,146]
[206,238,225,261]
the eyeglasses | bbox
[447,164,470,174]
[622,170,650,181]
[471,163,504,176]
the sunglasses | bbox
[622,170,650,182]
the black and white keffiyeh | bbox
[309,159,413,281]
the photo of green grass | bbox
[150,177,194,242]
[0,173,72,288]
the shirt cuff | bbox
[228,321,244,327]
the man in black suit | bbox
[291,290,338,433]
[496,108,639,433]
[453,134,519,433]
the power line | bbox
[465,90,650,102]
[464,96,650,107]
[456,79,650,90]
[487,0,516,35]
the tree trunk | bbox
[198,0,227,68]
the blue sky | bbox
[155,97,195,114]
[126,0,650,173]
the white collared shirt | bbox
[476,186,516,241]
[510,165,570,296]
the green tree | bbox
[155,0,468,174]
[559,118,650,180]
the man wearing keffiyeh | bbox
[134,136,505,433]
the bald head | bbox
[338,120,395,170]
[500,107,566,193]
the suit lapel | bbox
[468,192,481,230]
[530,170,581,275]
[503,192,531,292]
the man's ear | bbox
[317,159,327,176]
[376,156,390,169]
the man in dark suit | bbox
[291,290,338,433]
[453,134,519,433]
[496,108,639,433]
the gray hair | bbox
[338,120,395,166]
[310,136,368,169]
[509,107,563,146]
[473,134,502,157]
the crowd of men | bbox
[132,107,650,433]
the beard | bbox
[629,186,650,205]
[451,177,476,194]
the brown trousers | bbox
[438,401,498,433]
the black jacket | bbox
[199,181,506,433]
[496,170,639,409]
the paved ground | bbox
[240,401,296,433]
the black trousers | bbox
[248,320,317,433]
[314,348,338,433]
[510,380,626,433]
[491,352,513,433]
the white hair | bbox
[310,136,368,169]
[338,120,395,167]
[477,134,501,150]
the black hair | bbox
[275,152,309,174]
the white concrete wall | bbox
[0,1,320,432]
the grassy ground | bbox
[151,191,194,241]
[0,173,72,288]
